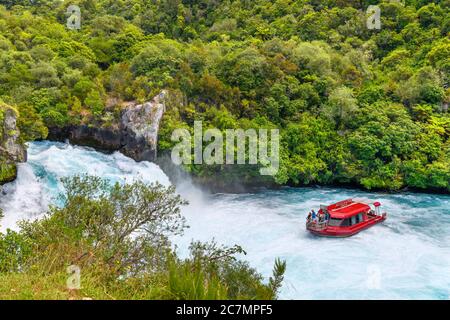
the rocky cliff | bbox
[121,91,166,161]
[48,91,167,162]
[0,104,26,184]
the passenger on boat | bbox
[311,210,317,223]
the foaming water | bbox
[1,141,449,299]
[0,141,170,230]
[177,189,450,299]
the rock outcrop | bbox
[0,104,26,184]
[121,91,165,161]
[48,91,167,162]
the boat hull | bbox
[307,214,386,237]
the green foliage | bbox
[16,104,48,141]
[323,86,358,129]
[268,258,287,300]
[0,1,447,191]
[84,90,104,117]
[166,257,228,300]
[19,175,187,276]
[281,113,339,185]
[1,175,285,299]
[0,229,31,273]
[0,162,17,184]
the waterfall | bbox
[0,141,170,231]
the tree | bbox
[0,0,448,193]
[8,175,286,299]
[19,175,188,276]
[323,86,358,129]
[345,103,420,190]
[84,89,104,117]
[16,104,48,141]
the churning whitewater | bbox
[1,141,449,299]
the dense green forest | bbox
[0,0,448,191]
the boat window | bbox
[328,218,342,227]
[351,215,357,225]
[341,218,351,227]
[357,213,363,223]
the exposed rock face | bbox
[48,91,167,162]
[0,104,26,184]
[121,91,165,161]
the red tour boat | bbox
[306,199,387,237]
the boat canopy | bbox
[326,199,371,219]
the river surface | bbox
[1,141,449,299]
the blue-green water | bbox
[1,141,449,299]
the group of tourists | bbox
[307,209,330,224]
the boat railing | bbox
[306,219,328,231]
[368,209,387,219]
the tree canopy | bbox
[0,0,448,191]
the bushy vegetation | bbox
[0,1,448,191]
[0,175,286,299]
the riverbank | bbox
[39,128,450,195]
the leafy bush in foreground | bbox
[0,175,285,300]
